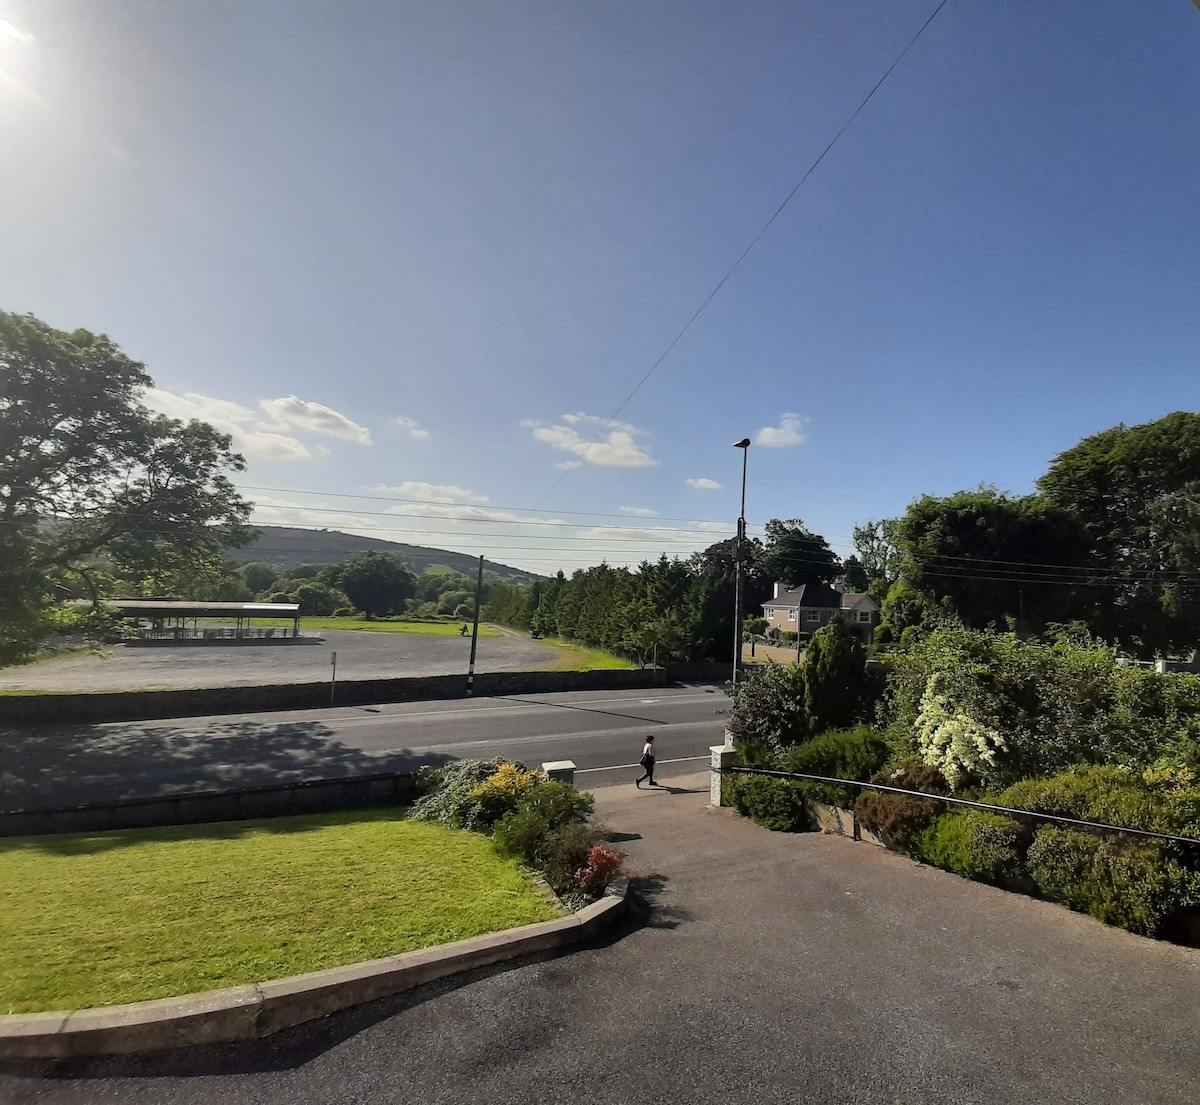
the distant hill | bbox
[225,526,544,582]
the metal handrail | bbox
[726,765,1200,849]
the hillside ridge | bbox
[226,526,544,582]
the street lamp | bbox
[731,437,751,687]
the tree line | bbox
[487,413,1200,661]
[3,308,1197,665]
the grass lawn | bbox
[537,637,639,671]
[247,616,502,637]
[0,809,561,1015]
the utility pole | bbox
[731,437,751,687]
[466,555,484,697]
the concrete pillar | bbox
[541,760,576,787]
[710,744,735,807]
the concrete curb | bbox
[0,878,631,1059]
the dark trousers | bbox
[637,757,656,785]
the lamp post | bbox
[731,437,751,688]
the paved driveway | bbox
[3,774,1199,1103]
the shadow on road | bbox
[0,720,448,811]
[494,695,667,726]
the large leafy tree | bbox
[761,518,840,589]
[852,519,903,598]
[322,551,416,617]
[892,487,1088,632]
[0,310,252,661]
[1037,412,1200,652]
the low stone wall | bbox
[0,667,669,726]
[0,771,419,837]
[665,662,730,683]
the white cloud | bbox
[239,432,311,461]
[260,396,371,444]
[696,521,732,533]
[528,412,658,468]
[144,388,255,433]
[686,478,721,492]
[393,416,430,440]
[755,413,808,448]
[144,389,312,461]
[619,506,658,516]
[561,412,638,433]
[373,482,488,504]
[555,460,584,471]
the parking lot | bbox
[0,628,564,693]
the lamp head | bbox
[733,437,751,449]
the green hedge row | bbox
[726,753,1200,941]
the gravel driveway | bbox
[0,629,564,692]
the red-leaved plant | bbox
[575,843,623,897]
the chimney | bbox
[774,581,786,599]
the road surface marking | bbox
[575,755,710,774]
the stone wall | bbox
[0,668,673,725]
[0,771,419,837]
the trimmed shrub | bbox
[781,726,890,808]
[916,811,1027,888]
[1027,828,1200,937]
[999,767,1200,839]
[724,775,811,832]
[854,761,950,851]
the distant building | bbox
[761,582,879,642]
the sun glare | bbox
[0,19,34,45]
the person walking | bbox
[635,734,657,788]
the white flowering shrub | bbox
[914,673,1007,788]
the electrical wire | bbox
[530,0,952,509]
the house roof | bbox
[762,583,843,610]
[841,593,879,611]
[73,600,301,618]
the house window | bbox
[806,610,820,623]
[788,610,796,622]
[858,611,873,623]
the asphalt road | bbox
[0,686,731,809]
[5,774,1199,1104]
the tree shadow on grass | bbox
[0,720,450,812]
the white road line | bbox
[391,726,724,754]
[303,692,722,729]
[575,755,710,774]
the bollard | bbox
[710,745,735,807]
[541,760,577,787]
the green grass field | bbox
[246,616,502,637]
[537,637,639,671]
[0,810,561,1015]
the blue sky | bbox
[2,1,1198,575]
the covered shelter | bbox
[88,600,302,643]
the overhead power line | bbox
[532,0,952,508]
